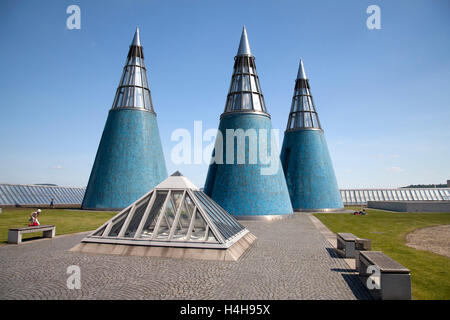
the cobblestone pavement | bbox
[0,214,371,300]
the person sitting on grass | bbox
[29,209,41,226]
[359,209,367,215]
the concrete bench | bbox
[355,238,372,270]
[8,225,55,244]
[358,251,411,300]
[336,233,359,258]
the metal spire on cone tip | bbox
[131,26,141,46]
[237,26,252,56]
[297,59,308,80]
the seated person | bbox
[29,209,41,226]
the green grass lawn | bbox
[0,207,117,243]
[314,208,450,300]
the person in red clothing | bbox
[29,209,41,226]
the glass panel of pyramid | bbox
[140,191,167,239]
[107,209,130,237]
[123,193,152,238]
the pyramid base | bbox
[70,232,257,261]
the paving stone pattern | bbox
[0,214,371,300]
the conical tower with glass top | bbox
[204,27,293,219]
[280,59,343,212]
[82,27,167,210]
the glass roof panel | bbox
[140,191,167,239]
[124,197,150,238]
[93,225,107,237]
[205,228,218,243]
[355,191,361,202]
[189,210,208,241]
[1,186,14,204]
[108,210,129,237]
[0,184,85,206]
[193,191,244,240]
[24,186,37,204]
[155,193,177,240]
[430,190,439,200]
[171,198,192,241]
[0,186,9,204]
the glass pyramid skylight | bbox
[286,59,322,130]
[82,172,249,249]
[111,27,154,112]
[223,26,267,114]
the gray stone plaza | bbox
[0,214,371,300]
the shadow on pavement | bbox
[340,273,372,300]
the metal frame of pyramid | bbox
[79,172,253,251]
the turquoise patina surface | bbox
[82,109,167,210]
[204,113,293,217]
[280,129,343,211]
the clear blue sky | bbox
[0,0,449,188]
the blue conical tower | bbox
[204,27,293,219]
[82,27,167,210]
[280,59,343,212]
